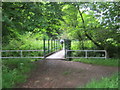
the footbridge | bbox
[1,39,107,60]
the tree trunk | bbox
[84,32,104,49]
[76,5,104,49]
[77,33,84,50]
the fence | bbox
[1,50,44,58]
[66,50,107,59]
[43,39,61,56]
[1,39,61,59]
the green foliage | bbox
[71,40,80,50]
[2,2,120,58]
[71,40,95,50]
[2,58,36,88]
[73,58,119,66]
[2,2,63,44]
[2,33,44,57]
[81,73,119,88]
[59,2,120,58]
[2,33,60,58]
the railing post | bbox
[58,39,60,50]
[55,39,57,51]
[20,50,23,58]
[54,39,55,51]
[51,39,52,52]
[105,50,107,59]
[57,40,58,50]
[55,39,56,51]
[56,40,57,51]
[48,39,50,53]
[43,38,46,58]
[85,50,87,58]
[65,49,67,59]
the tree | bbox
[2,2,63,44]
[60,2,120,57]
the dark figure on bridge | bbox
[60,39,64,48]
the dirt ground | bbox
[20,59,118,88]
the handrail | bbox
[1,57,44,59]
[67,50,106,52]
[66,50,107,59]
[0,50,44,59]
[1,50,44,52]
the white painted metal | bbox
[1,50,44,52]
[67,50,106,52]
[1,57,44,59]
[85,51,87,58]
[66,50,107,59]
[105,50,107,58]
[0,50,44,58]
[66,57,106,59]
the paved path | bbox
[46,50,65,59]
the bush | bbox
[2,58,36,88]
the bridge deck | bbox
[46,50,65,59]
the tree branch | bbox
[76,5,104,49]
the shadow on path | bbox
[21,59,118,88]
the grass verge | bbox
[2,58,36,88]
[72,58,119,66]
[77,72,119,88]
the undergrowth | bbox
[2,58,36,88]
[78,72,119,88]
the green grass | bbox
[72,58,119,66]
[77,73,119,88]
[63,70,72,75]
[2,58,36,88]
[74,58,119,88]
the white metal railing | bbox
[66,50,107,59]
[0,50,44,58]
